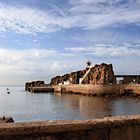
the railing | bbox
[79,66,92,84]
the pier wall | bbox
[31,87,54,93]
[125,84,140,94]
[0,115,140,140]
[53,84,140,96]
[54,84,125,96]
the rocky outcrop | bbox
[50,63,116,86]
[82,63,116,85]
[50,71,84,85]
[25,81,45,92]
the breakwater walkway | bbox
[53,84,140,97]
[26,84,140,97]
[0,115,140,140]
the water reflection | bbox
[55,93,112,118]
[53,93,140,119]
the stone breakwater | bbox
[25,81,54,93]
[25,83,140,97]
[53,84,140,97]
[0,115,140,140]
[25,82,140,97]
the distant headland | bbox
[25,62,140,97]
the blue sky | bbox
[0,0,140,85]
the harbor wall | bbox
[54,84,124,96]
[30,87,54,93]
[125,84,140,94]
[0,115,140,140]
[53,84,140,96]
[25,83,140,96]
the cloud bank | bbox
[0,43,139,76]
[0,42,139,84]
[65,43,140,57]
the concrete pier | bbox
[125,84,140,94]
[26,84,140,97]
[61,84,124,96]
[53,84,140,97]
[0,115,140,140]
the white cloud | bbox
[65,43,140,57]
[0,3,60,35]
[0,1,140,35]
[0,48,58,74]
[0,46,92,84]
[68,0,140,29]
[0,48,57,61]
[0,48,80,84]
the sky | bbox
[0,0,140,85]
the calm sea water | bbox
[0,85,140,122]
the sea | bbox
[0,85,140,122]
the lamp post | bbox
[86,61,92,68]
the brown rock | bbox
[50,63,116,86]
[25,81,45,91]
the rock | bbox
[0,117,14,123]
[50,63,116,86]
[25,81,45,91]
[50,76,62,86]
[83,63,116,85]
